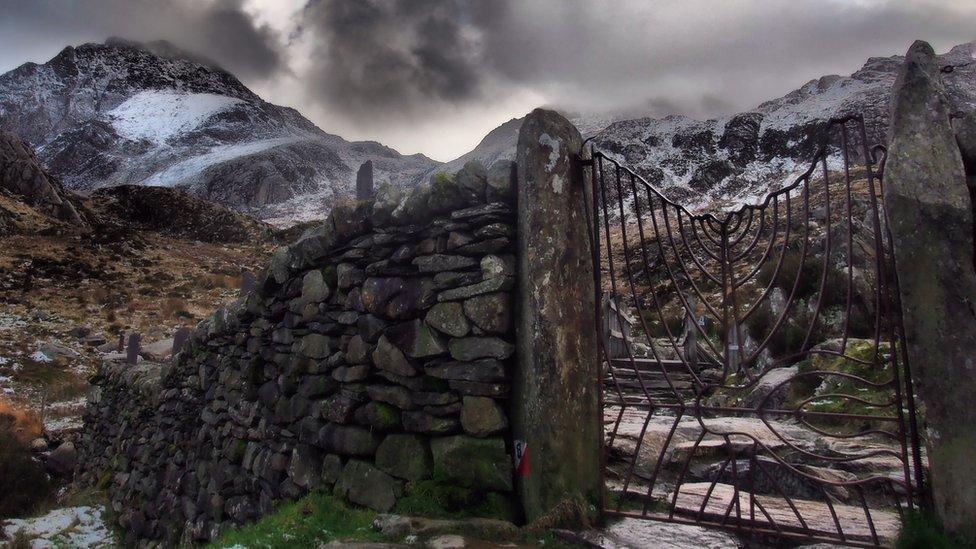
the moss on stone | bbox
[788,340,902,432]
[229,439,247,463]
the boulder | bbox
[46,441,77,476]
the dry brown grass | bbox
[0,398,43,445]
[160,297,189,318]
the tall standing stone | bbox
[126,332,141,365]
[884,40,976,541]
[357,160,374,200]
[513,108,599,521]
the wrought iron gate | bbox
[585,115,924,547]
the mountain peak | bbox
[0,40,440,226]
[102,37,224,70]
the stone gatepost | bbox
[513,108,600,521]
[885,40,976,541]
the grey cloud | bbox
[298,0,482,121]
[0,0,284,80]
[290,0,975,125]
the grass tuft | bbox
[207,492,385,548]
[896,511,975,549]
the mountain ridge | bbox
[445,42,975,208]
[0,39,439,226]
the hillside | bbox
[0,138,277,438]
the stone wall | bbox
[75,161,520,545]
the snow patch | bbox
[2,506,115,548]
[141,137,303,187]
[29,351,52,363]
[109,90,243,143]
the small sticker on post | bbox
[513,440,529,477]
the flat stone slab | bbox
[567,517,741,548]
[669,483,900,544]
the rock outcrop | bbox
[0,129,84,226]
[75,162,518,545]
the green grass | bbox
[895,511,976,549]
[208,492,386,548]
[393,479,516,522]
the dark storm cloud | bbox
[0,0,283,80]
[293,0,975,122]
[298,0,482,119]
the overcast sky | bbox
[0,0,974,161]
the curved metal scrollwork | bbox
[588,115,924,547]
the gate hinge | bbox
[580,158,594,167]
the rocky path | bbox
[603,406,917,545]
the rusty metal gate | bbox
[584,115,924,547]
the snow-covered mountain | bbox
[0,38,438,226]
[447,42,976,208]
[592,42,975,207]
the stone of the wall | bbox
[512,109,600,521]
[884,40,976,541]
[75,164,519,545]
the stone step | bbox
[609,358,721,374]
[606,379,695,392]
[668,482,900,545]
[608,369,698,383]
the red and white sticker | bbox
[513,440,530,477]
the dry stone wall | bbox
[75,160,520,545]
